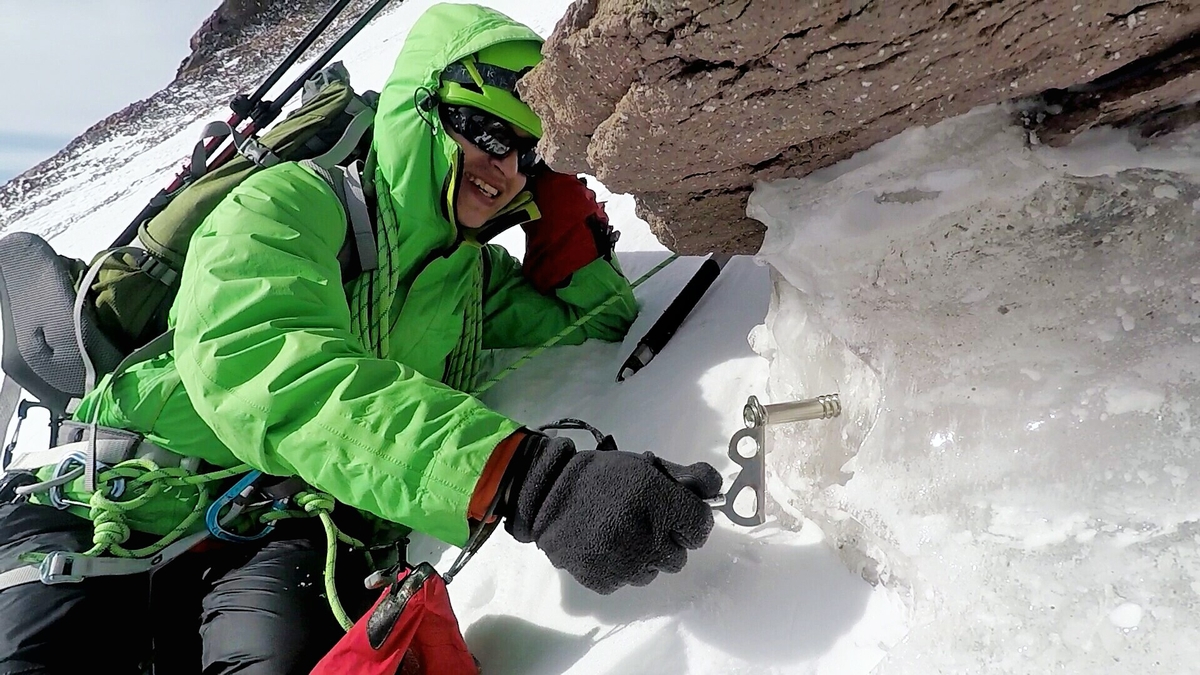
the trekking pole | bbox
[162,0,394,213]
[260,0,394,128]
[616,254,731,382]
[232,0,357,124]
[111,0,369,247]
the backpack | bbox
[0,61,378,454]
[94,62,379,354]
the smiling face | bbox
[445,125,530,229]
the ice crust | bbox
[748,106,1200,672]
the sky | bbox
[0,1,223,184]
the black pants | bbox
[0,502,376,675]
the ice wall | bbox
[748,106,1200,673]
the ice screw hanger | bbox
[685,394,842,526]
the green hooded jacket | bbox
[70,3,638,546]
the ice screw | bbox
[703,393,843,526]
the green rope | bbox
[79,460,252,559]
[471,254,679,396]
[258,490,370,630]
[39,457,369,631]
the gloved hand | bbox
[522,171,616,294]
[502,433,722,594]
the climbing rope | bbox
[259,490,372,630]
[21,458,372,630]
[47,460,249,560]
[471,253,679,396]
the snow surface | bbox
[5,0,1197,672]
[750,106,1200,673]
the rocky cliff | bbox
[176,0,327,78]
[521,0,1200,254]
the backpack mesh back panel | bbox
[0,232,124,416]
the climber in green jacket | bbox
[0,4,721,673]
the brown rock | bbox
[522,0,1200,254]
[1036,33,1200,144]
[177,0,326,78]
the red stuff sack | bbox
[311,563,478,675]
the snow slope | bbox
[2,1,906,674]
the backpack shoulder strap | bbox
[310,96,376,170]
[301,160,377,275]
[71,247,174,399]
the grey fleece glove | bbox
[503,433,722,594]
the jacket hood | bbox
[372,3,543,258]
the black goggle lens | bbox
[442,105,541,174]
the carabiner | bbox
[205,470,286,543]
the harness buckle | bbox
[239,139,280,168]
[38,551,87,585]
[136,252,178,286]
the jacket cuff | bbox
[468,430,526,521]
[502,433,576,543]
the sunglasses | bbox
[441,104,541,174]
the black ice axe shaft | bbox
[616,254,732,382]
[111,0,383,248]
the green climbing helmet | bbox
[438,39,544,138]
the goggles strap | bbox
[441,61,530,97]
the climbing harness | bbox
[0,450,374,629]
[0,459,244,590]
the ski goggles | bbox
[441,104,541,174]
